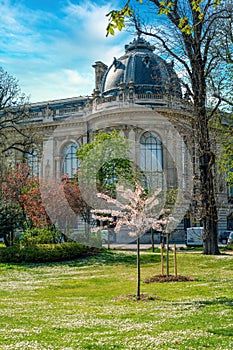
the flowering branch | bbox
[92,182,175,238]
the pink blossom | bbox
[92,182,175,238]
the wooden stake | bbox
[166,235,169,277]
[174,244,177,277]
[161,243,164,275]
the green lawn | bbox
[0,250,232,349]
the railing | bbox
[136,93,166,100]
[94,92,193,113]
[29,105,85,121]
[28,92,193,121]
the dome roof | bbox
[101,36,182,98]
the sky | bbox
[0,0,133,103]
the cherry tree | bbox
[92,182,174,299]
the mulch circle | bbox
[144,274,195,283]
[114,294,159,301]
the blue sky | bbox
[0,0,133,102]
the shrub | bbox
[0,242,98,263]
[20,226,64,246]
[0,245,21,263]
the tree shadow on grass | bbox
[208,327,233,337]
[169,297,233,311]
[68,249,161,267]
[204,299,233,337]
[194,296,233,308]
[0,249,161,269]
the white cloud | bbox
[63,1,111,39]
[21,68,94,103]
[0,0,133,102]
[63,69,94,92]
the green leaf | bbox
[106,23,115,37]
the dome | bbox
[101,36,182,98]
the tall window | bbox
[140,131,163,190]
[228,184,233,203]
[24,149,39,176]
[62,143,78,178]
[227,213,233,230]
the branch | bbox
[213,93,233,107]
[134,21,192,78]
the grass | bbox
[0,250,233,349]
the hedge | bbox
[0,242,100,263]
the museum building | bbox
[23,36,233,242]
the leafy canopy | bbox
[77,130,136,196]
[106,0,142,36]
[106,0,221,36]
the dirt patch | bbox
[144,274,195,283]
[114,293,159,301]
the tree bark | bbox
[199,151,220,254]
[194,88,220,255]
[136,236,141,299]
[151,228,155,252]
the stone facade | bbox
[21,36,232,243]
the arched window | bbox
[24,149,39,176]
[140,131,163,190]
[62,143,78,178]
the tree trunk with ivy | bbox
[192,58,219,254]
[195,104,219,255]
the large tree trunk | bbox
[199,150,220,254]
[182,5,220,254]
[194,98,220,255]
